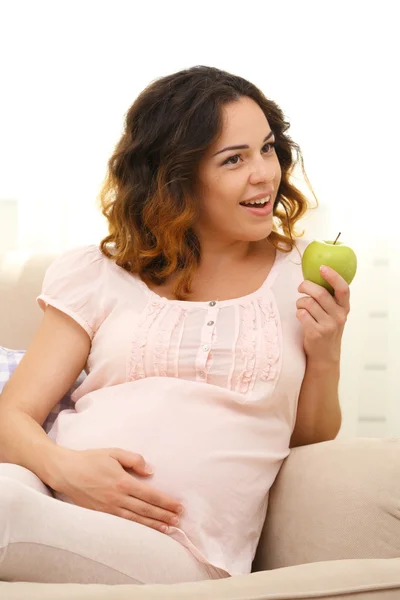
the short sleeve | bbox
[36,245,108,340]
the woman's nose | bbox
[249,161,276,185]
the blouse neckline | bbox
[134,246,292,308]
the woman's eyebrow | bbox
[212,131,275,157]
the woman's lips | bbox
[240,201,273,217]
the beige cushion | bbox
[1,557,400,599]
[254,437,400,569]
[0,252,55,349]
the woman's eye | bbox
[224,154,241,166]
[223,142,276,166]
[264,142,276,153]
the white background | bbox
[1,0,399,437]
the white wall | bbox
[0,0,399,437]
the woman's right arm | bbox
[0,305,90,484]
[0,306,183,532]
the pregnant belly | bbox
[52,377,290,571]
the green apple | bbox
[302,238,357,295]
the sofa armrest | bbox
[253,437,400,571]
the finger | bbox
[298,280,338,314]
[296,296,329,324]
[319,265,350,310]
[127,479,183,515]
[121,497,181,527]
[296,307,319,329]
[110,448,153,476]
[116,508,172,534]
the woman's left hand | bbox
[296,265,351,365]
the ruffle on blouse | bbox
[128,300,165,381]
[128,300,188,380]
[235,295,281,394]
[235,302,258,394]
[153,304,186,377]
[258,296,281,382]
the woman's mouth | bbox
[239,195,273,216]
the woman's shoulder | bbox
[41,244,107,286]
[37,244,146,338]
[46,244,155,298]
[272,236,312,289]
[46,243,134,280]
[275,236,310,267]
[49,243,104,267]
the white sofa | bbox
[1,251,400,599]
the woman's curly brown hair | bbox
[99,65,318,299]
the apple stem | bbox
[333,232,341,245]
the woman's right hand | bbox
[51,447,183,533]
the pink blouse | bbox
[37,239,308,576]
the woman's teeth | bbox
[242,195,271,206]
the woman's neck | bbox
[197,237,272,272]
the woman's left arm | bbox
[290,265,351,448]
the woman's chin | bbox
[237,223,274,243]
[198,220,274,245]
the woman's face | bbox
[195,96,281,246]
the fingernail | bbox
[177,506,184,515]
[320,265,328,274]
[160,525,169,533]
[170,517,179,526]
[145,465,153,474]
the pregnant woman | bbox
[0,65,349,584]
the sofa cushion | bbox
[1,557,400,599]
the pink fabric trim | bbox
[36,294,94,340]
[128,300,165,381]
[235,302,258,394]
[154,305,184,377]
[258,295,281,382]
[173,308,187,378]
[227,305,241,391]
